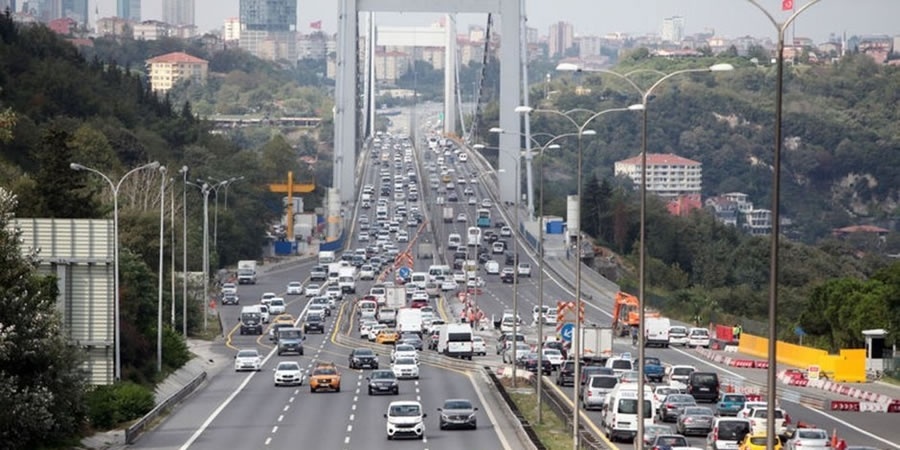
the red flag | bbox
[309,20,322,30]
[782,0,794,10]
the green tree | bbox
[32,127,99,218]
[0,188,87,448]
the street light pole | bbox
[201,183,211,330]
[170,177,176,328]
[157,166,167,373]
[181,167,189,337]
[70,161,161,381]
[558,63,733,446]
[744,2,822,446]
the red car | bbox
[410,298,428,308]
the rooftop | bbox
[618,153,701,166]
[146,51,208,64]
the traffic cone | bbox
[831,429,838,448]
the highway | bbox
[130,103,899,450]
[132,123,517,450]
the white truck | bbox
[442,206,454,223]
[396,307,423,335]
[580,326,614,363]
[377,307,397,326]
[645,317,671,348]
[338,266,358,294]
[318,251,336,265]
[438,323,474,360]
[384,286,407,310]
[237,260,257,285]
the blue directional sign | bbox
[398,266,412,280]
[560,323,575,342]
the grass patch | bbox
[192,315,223,341]
[508,389,573,450]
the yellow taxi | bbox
[272,314,296,326]
[739,433,783,450]
[375,328,400,345]
[309,361,341,393]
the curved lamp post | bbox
[557,62,733,446]
[512,105,641,449]
[70,160,161,381]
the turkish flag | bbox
[782,0,794,10]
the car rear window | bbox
[798,430,827,439]
[751,409,784,418]
[611,359,632,370]
[692,373,718,385]
[591,376,618,389]
[717,420,750,439]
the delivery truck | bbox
[442,206,454,223]
[580,326,614,363]
[384,286,407,309]
[237,260,257,284]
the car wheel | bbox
[368,388,373,395]
[471,421,477,429]
[386,435,392,441]
[393,388,399,395]
[336,386,341,392]
[310,386,316,393]
[300,348,304,355]
[439,422,445,430]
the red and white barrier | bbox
[778,369,899,411]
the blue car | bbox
[716,393,747,416]
[636,356,666,382]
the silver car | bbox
[581,374,618,410]
[658,393,697,422]
[676,406,714,436]
[785,428,831,450]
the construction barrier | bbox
[695,348,768,369]
[738,333,866,382]
[830,400,900,413]
[777,369,899,409]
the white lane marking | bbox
[283,405,289,412]
[467,371,512,450]
[347,424,352,432]
[264,437,272,446]
[353,395,358,402]
[289,396,295,403]
[344,436,350,444]
[277,415,283,422]
[801,404,900,449]
[352,404,357,411]
[271,426,278,433]
[355,388,360,394]
[349,414,355,421]
[417,395,421,401]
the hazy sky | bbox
[100,1,898,43]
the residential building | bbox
[577,35,603,58]
[297,31,328,60]
[239,0,297,61]
[723,192,754,214]
[48,17,76,34]
[705,196,740,227]
[146,51,208,93]
[117,0,140,22]
[133,20,169,40]
[667,193,702,217]
[96,16,130,36]
[223,16,240,41]
[744,209,772,236]
[374,50,410,83]
[548,21,574,57]
[162,0,193,27]
[661,16,685,43]
[614,153,702,198]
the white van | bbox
[410,272,429,289]
[448,233,462,250]
[358,300,378,320]
[601,383,655,442]
[438,323,473,359]
[427,265,451,281]
[318,251,336,265]
[645,317,671,347]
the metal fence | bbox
[125,371,207,444]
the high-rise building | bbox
[548,21,574,57]
[223,17,240,41]
[162,0,193,27]
[661,16,685,43]
[117,0,140,22]
[0,0,16,14]
[239,0,297,61]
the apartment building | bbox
[614,153,702,198]
[146,51,208,93]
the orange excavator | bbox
[611,292,660,336]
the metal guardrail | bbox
[486,368,548,450]
[537,377,609,450]
[125,371,208,444]
[334,331,484,372]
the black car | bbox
[556,360,576,386]
[366,369,399,395]
[522,353,553,375]
[500,270,516,284]
[399,335,424,351]
[504,252,518,265]
[304,314,326,334]
[221,293,239,305]
[437,398,478,430]
[349,348,379,369]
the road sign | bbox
[398,266,411,279]
[560,323,575,342]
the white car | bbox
[260,292,277,304]
[392,357,420,379]
[359,265,376,280]
[286,281,303,295]
[669,365,696,384]
[472,336,486,356]
[325,285,343,300]
[500,226,512,237]
[221,283,237,295]
[467,197,477,205]
[652,384,686,410]
[668,326,689,346]
[273,361,305,386]
[359,320,378,337]
[517,263,532,277]
[542,348,564,368]
[456,213,468,222]
[258,305,270,323]
[268,297,286,315]
[234,348,262,371]
[466,277,485,288]
[688,327,711,348]
[480,199,493,208]
[452,271,467,283]
[308,303,328,318]
[368,324,388,341]
[397,230,409,243]
[440,279,458,291]
[305,284,321,297]
[484,260,500,274]
[385,400,426,440]
[391,344,419,363]
[544,308,558,325]
[736,401,768,419]
[359,231,370,241]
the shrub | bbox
[86,382,154,430]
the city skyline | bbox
[92,0,900,43]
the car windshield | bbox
[314,367,337,375]
[684,407,713,416]
[717,420,750,439]
[611,360,632,370]
[798,430,828,439]
[371,371,395,380]
[389,404,421,417]
[673,367,694,375]
[395,358,416,365]
[396,345,414,352]
[355,349,374,356]
[590,376,618,388]
[271,299,284,306]
[657,436,688,447]
[237,350,258,358]
[277,362,299,370]
[667,395,695,403]
[722,394,746,402]
[443,400,473,410]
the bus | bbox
[466,226,482,247]
[476,208,491,228]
